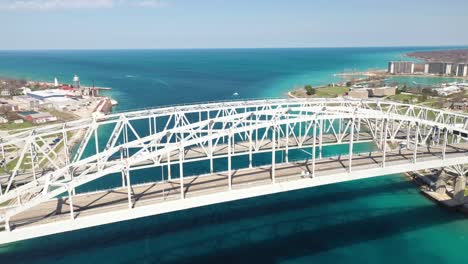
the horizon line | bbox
[0,44,467,52]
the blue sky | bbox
[0,0,467,49]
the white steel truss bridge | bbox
[0,98,467,244]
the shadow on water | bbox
[0,177,462,263]
[158,205,457,264]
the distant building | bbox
[456,64,468,77]
[424,62,454,75]
[0,101,18,112]
[348,89,369,99]
[388,61,414,74]
[369,86,397,97]
[17,111,57,124]
[27,89,79,100]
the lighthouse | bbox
[73,75,80,88]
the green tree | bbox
[346,81,353,87]
[304,85,315,95]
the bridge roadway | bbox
[4,142,468,233]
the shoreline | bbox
[0,75,117,131]
[404,172,468,216]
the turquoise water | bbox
[0,47,467,263]
[386,76,465,87]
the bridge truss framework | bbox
[0,98,467,235]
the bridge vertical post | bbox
[356,117,361,142]
[319,118,323,159]
[167,151,172,181]
[312,120,317,177]
[62,127,74,189]
[68,187,74,220]
[272,126,276,184]
[442,128,448,160]
[436,126,441,146]
[179,146,185,199]
[148,116,152,137]
[338,117,342,143]
[285,118,289,163]
[413,122,419,163]
[152,115,157,152]
[29,142,37,182]
[406,121,411,149]
[228,132,232,190]
[379,118,384,151]
[126,164,132,209]
[94,122,100,172]
[120,148,126,187]
[382,118,389,168]
[209,121,214,174]
[348,118,355,172]
[299,119,302,142]
[249,128,253,168]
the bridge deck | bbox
[5,143,467,232]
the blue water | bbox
[0,47,467,263]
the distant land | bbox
[407,49,468,63]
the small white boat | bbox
[233,92,239,96]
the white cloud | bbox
[0,0,168,10]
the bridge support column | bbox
[68,188,74,220]
[406,121,411,149]
[209,120,214,174]
[319,118,323,159]
[356,117,361,143]
[179,146,185,199]
[454,175,466,205]
[382,119,389,168]
[379,118,384,151]
[125,165,132,209]
[338,117,342,143]
[285,122,289,164]
[272,126,276,184]
[442,128,448,160]
[120,148,126,188]
[249,129,253,168]
[413,123,419,163]
[167,151,172,181]
[312,120,317,177]
[228,132,232,190]
[348,118,355,172]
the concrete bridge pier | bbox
[453,176,466,205]
[435,171,447,195]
